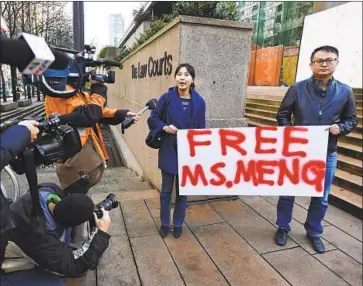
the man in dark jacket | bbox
[274,45,357,253]
[5,184,111,278]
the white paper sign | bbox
[177,126,329,197]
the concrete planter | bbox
[0,102,17,112]
[17,99,33,107]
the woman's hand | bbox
[163,124,178,135]
[126,111,140,122]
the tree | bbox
[0,1,73,102]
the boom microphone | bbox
[121,99,158,133]
[0,38,69,73]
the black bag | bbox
[145,94,171,149]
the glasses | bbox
[311,58,338,66]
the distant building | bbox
[109,13,125,46]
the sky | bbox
[65,1,144,51]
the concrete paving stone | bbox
[323,205,362,242]
[161,224,228,286]
[263,248,349,286]
[121,200,158,238]
[192,223,289,286]
[314,249,363,286]
[288,219,336,254]
[97,236,141,286]
[263,196,330,226]
[144,198,161,219]
[65,270,96,286]
[185,204,225,228]
[240,196,278,224]
[131,235,184,286]
[322,225,362,264]
[116,189,160,202]
[211,200,297,254]
[294,197,311,209]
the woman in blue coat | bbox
[147,63,206,239]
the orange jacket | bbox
[45,85,128,161]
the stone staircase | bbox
[245,88,363,219]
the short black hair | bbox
[174,63,196,89]
[310,45,339,62]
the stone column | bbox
[178,16,253,128]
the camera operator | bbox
[44,73,139,194]
[2,184,111,279]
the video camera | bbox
[0,114,82,174]
[25,44,123,98]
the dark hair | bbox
[174,63,196,89]
[310,45,339,62]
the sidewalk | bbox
[70,191,362,286]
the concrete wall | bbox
[107,16,253,189]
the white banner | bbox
[177,126,329,197]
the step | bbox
[92,179,152,193]
[328,185,362,219]
[334,169,363,195]
[337,154,363,176]
[245,107,277,120]
[0,104,45,122]
[339,132,362,147]
[245,113,277,126]
[245,102,279,113]
[337,141,363,161]
[246,98,281,106]
[356,107,362,116]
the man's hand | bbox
[18,120,40,141]
[93,208,111,233]
[163,124,178,135]
[126,112,140,122]
[325,124,340,135]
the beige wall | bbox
[107,22,181,188]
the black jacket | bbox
[7,183,110,277]
[276,77,358,154]
[0,125,31,266]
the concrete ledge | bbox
[17,99,32,107]
[0,102,17,112]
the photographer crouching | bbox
[0,120,66,285]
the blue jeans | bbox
[276,152,337,237]
[160,171,188,227]
[0,267,65,286]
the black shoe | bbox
[173,226,182,239]
[307,235,325,253]
[159,225,169,238]
[275,228,288,246]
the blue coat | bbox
[148,87,206,175]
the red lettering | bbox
[255,127,278,154]
[181,164,208,187]
[256,160,278,186]
[278,159,300,186]
[301,160,326,192]
[234,160,258,186]
[210,162,226,186]
[219,129,247,156]
[187,129,212,157]
[282,127,309,157]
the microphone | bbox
[121,99,158,133]
[0,36,68,74]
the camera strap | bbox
[23,149,43,220]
